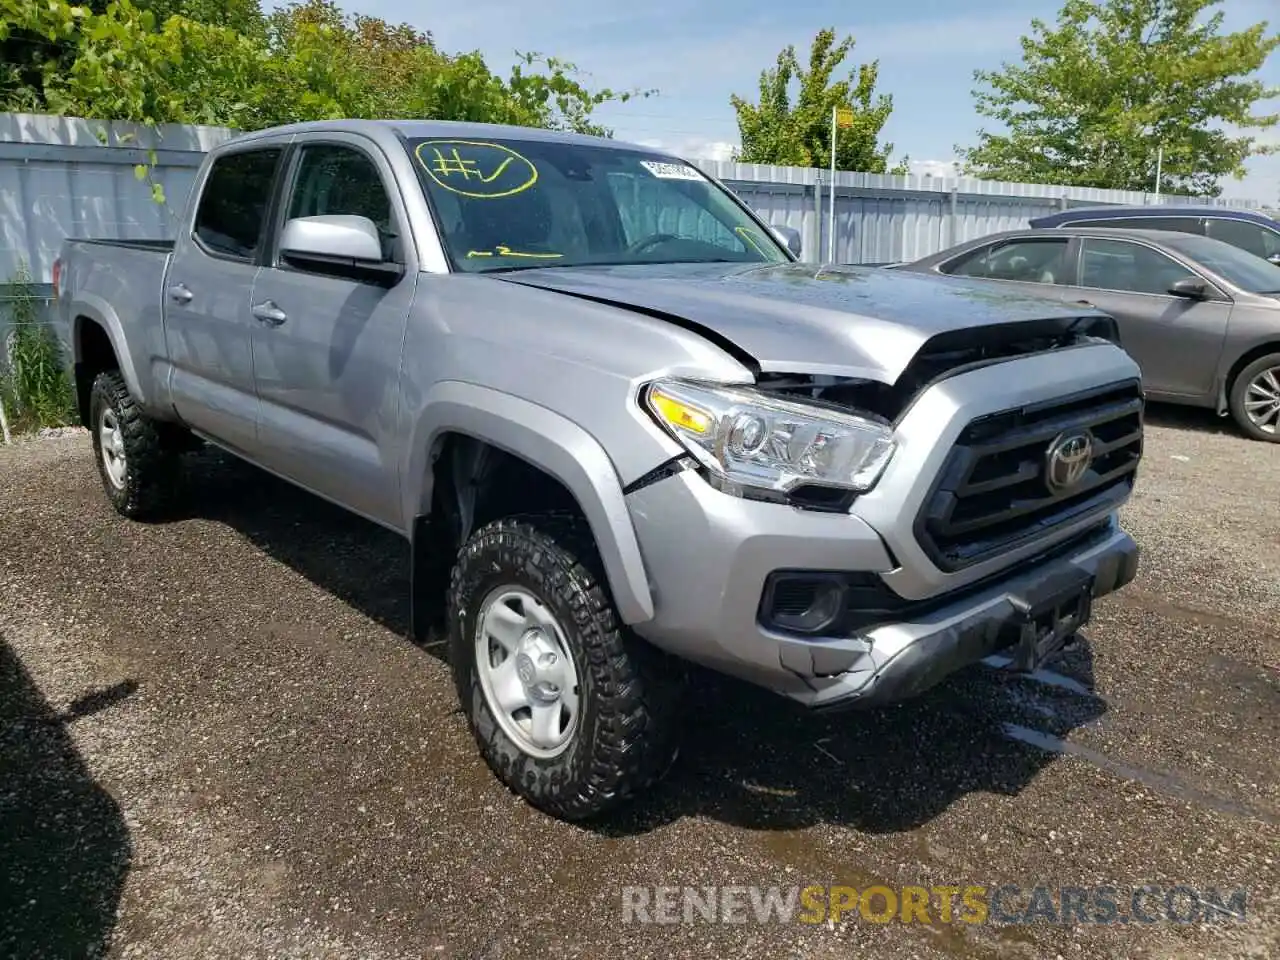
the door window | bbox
[942,238,1072,284]
[1079,238,1200,296]
[1204,218,1280,262]
[193,148,283,260]
[285,144,397,261]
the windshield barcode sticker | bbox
[640,161,704,181]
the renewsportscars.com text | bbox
[621,884,1249,926]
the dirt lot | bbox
[2,406,1278,960]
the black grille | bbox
[915,380,1143,572]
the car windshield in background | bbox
[1161,233,1280,293]
[404,137,789,273]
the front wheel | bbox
[1228,353,1280,442]
[447,514,683,821]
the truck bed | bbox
[54,238,176,409]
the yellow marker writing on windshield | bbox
[415,140,539,199]
[467,245,563,260]
[735,226,770,257]
[430,149,516,185]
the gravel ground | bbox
[1,405,1278,960]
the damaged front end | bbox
[753,313,1124,424]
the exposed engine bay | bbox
[755,313,1121,423]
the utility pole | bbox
[828,105,853,263]
[828,106,837,263]
[1153,145,1163,201]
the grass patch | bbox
[1,266,78,435]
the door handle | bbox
[167,282,193,304]
[1075,299,1094,307]
[251,300,287,326]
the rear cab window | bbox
[192,148,284,261]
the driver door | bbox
[1058,236,1231,399]
[248,134,417,529]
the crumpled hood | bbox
[498,261,1101,383]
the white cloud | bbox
[907,158,963,179]
[634,137,739,162]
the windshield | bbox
[405,136,790,273]
[1162,233,1280,293]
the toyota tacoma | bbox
[53,119,1144,820]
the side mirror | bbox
[281,215,384,262]
[770,224,802,258]
[1168,276,1207,300]
[1267,253,1280,267]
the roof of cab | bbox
[214,117,661,154]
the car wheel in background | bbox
[1228,353,1280,443]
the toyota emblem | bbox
[1044,430,1094,493]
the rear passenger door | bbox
[1059,236,1231,400]
[164,146,284,455]
[248,134,417,530]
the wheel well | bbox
[74,317,118,426]
[1221,342,1280,413]
[409,432,586,642]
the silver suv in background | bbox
[54,119,1144,821]
[1028,205,1280,266]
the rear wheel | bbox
[88,370,181,518]
[447,513,683,821]
[1228,353,1280,442]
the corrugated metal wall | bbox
[697,161,1268,266]
[0,113,235,288]
[0,110,1271,288]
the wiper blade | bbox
[474,263,565,274]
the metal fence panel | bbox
[0,112,235,286]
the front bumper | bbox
[800,523,1137,709]
[623,344,1144,708]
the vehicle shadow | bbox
[596,638,1106,837]
[171,446,415,640]
[0,636,136,960]
[165,446,1109,836]
[1142,401,1240,437]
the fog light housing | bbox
[761,573,846,634]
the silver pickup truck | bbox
[54,119,1144,821]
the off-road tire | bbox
[88,370,181,518]
[1228,352,1280,442]
[448,513,684,821]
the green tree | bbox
[960,0,1280,195]
[0,0,647,136]
[730,28,905,173]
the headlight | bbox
[642,378,896,501]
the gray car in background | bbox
[894,226,1280,441]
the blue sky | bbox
[320,0,1278,201]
